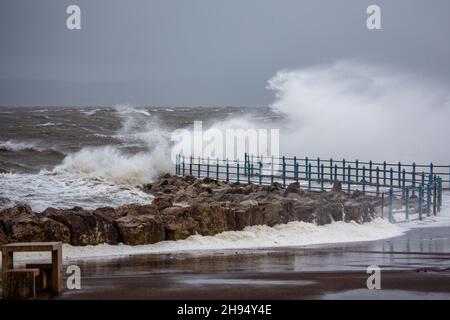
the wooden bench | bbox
[2,242,63,299]
[4,268,40,300]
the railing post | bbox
[259,161,262,185]
[330,158,333,181]
[389,188,393,223]
[402,169,406,199]
[294,156,298,182]
[347,165,351,193]
[282,156,286,188]
[198,156,201,178]
[308,163,312,190]
[342,159,346,182]
[189,156,193,176]
[247,159,251,184]
[426,182,431,217]
[226,159,229,182]
[430,163,434,179]
[390,168,394,188]
[244,153,247,176]
[271,155,274,185]
[412,162,416,196]
[305,157,309,180]
[376,166,380,196]
[237,159,240,183]
[334,164,338,182]
[182,156,186,176]
[355,160,359,184]
[216,158,219,181]
[418,184,423,221]
[369,160,373,185]
[175,153,179,175]
[251,154,254,176]
[421,171,425,187]
[207,157,210,178]
[383,161,387,186]
[433,177,437,216]
[320,164,324,191]
[362,165,366,193]
[398,162,401,187]
[405,186,410,222]
[317,157,320,181]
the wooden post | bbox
[51,246,63,294]
[2,251,14,299]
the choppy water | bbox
[0,106,281,211]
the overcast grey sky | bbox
[0,0,449,107]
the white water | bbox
[268,60,450,163]
[6,218,404,263]
[0,106,171,210]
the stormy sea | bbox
[0,105,282,212]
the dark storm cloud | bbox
[0,0,449,106]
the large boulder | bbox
[0,205,44,242]
[115,214,165,245]
[40,217,71,243]
[160,206,198,240]
[43,207,118,245]
[190,203,235,235]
